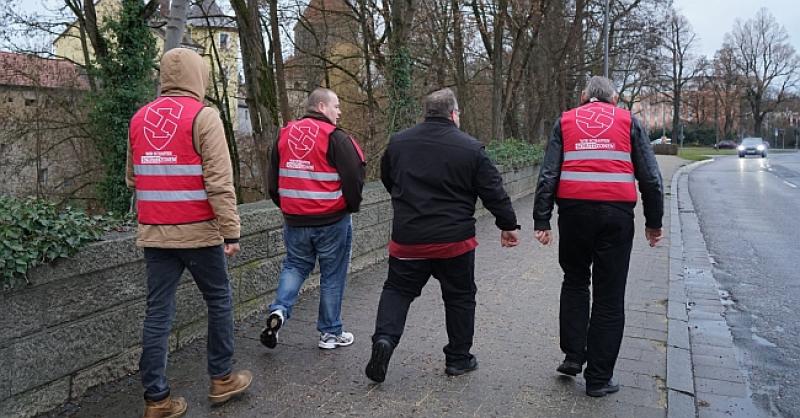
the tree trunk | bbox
[451,0,472,135]
[490,0,507,141]
[387,0,417,133]
[357,0,378,144]
[164,0,189,52]
[268,0,291,123]
[82,0,109,59]
[231,0,280,197]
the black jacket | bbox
[381,117,518,244]
[532,112,664,230]
[268,112,366,227]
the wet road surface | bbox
[689,152,800,417]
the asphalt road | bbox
[689,151,800,417]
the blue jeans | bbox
[269,215,352,335]
[140,246,234,401]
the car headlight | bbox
[757,144,765,151]
[737,145,745,151]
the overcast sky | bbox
[673,0,800,58]
[7,0,800,59]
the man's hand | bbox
[500,230,520,247]
[224,243,241,257]
[535,230,552,246]
[645,227,663,247]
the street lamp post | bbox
[602,0,610,78]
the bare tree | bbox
[660,10,702,144]
[231,0,280,196]
[726,8,800,137]
[709,45,743,139]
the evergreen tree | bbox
[89,0,157,213]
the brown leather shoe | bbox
[208,370,253,404]
[142,396,187,418]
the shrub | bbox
[0,196,133,289]
[486,138,544,169]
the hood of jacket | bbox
[159,48,208,100]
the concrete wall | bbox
[0,165,537,417]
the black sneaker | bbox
[259,310,284,349]
[365,339,394,383]
[586,380,620,397]
[445,356,479,376]
[556,360,583,376]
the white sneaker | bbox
[318,331,354,349]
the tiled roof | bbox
[188,0,236,28]
[0,51,89,90]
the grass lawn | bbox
[677,147,737,161]
[676,147,798,161]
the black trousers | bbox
[558,204,634,386]
[372,250,476,366]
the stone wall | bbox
[0,165,537,417]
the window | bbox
[25,98,36,107]
[219,33,230,49]
[0,143,7,154]
[5,97,12,103]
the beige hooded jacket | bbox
[126,48,240,248]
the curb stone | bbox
[667,157,765,418]
[666,159,712,418]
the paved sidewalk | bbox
[62,156,683,418]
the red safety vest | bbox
[277,118,364,216]
[557,101,637,202]
[129,96,215,224]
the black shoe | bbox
[556,360,583,376]
[259,311,284,349]
[586,380,620,397]
[365,339,394,383]
[445,356,479,376]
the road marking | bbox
[784,180,798,188]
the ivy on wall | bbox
[0,196,132,289]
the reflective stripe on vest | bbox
[278,168,341,181]
[560,171,635,183]
[136,190,209,201]
[278,188,343,200]
[134,164,204,176]
[563,150,631,162]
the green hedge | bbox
[0,196,132,289]
[486,138,544,169]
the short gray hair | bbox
[423,88,458,118]
[306,87,335,113]
[581,76,617,104]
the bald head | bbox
[306,88,341,125]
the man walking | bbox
[127,48,252,418]
[365,88,520,383]
[261,88,365,350]
[533,76,663,397]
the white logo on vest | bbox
[143,97,185,151]
[288,119,319,160]
[575,104,615,139]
